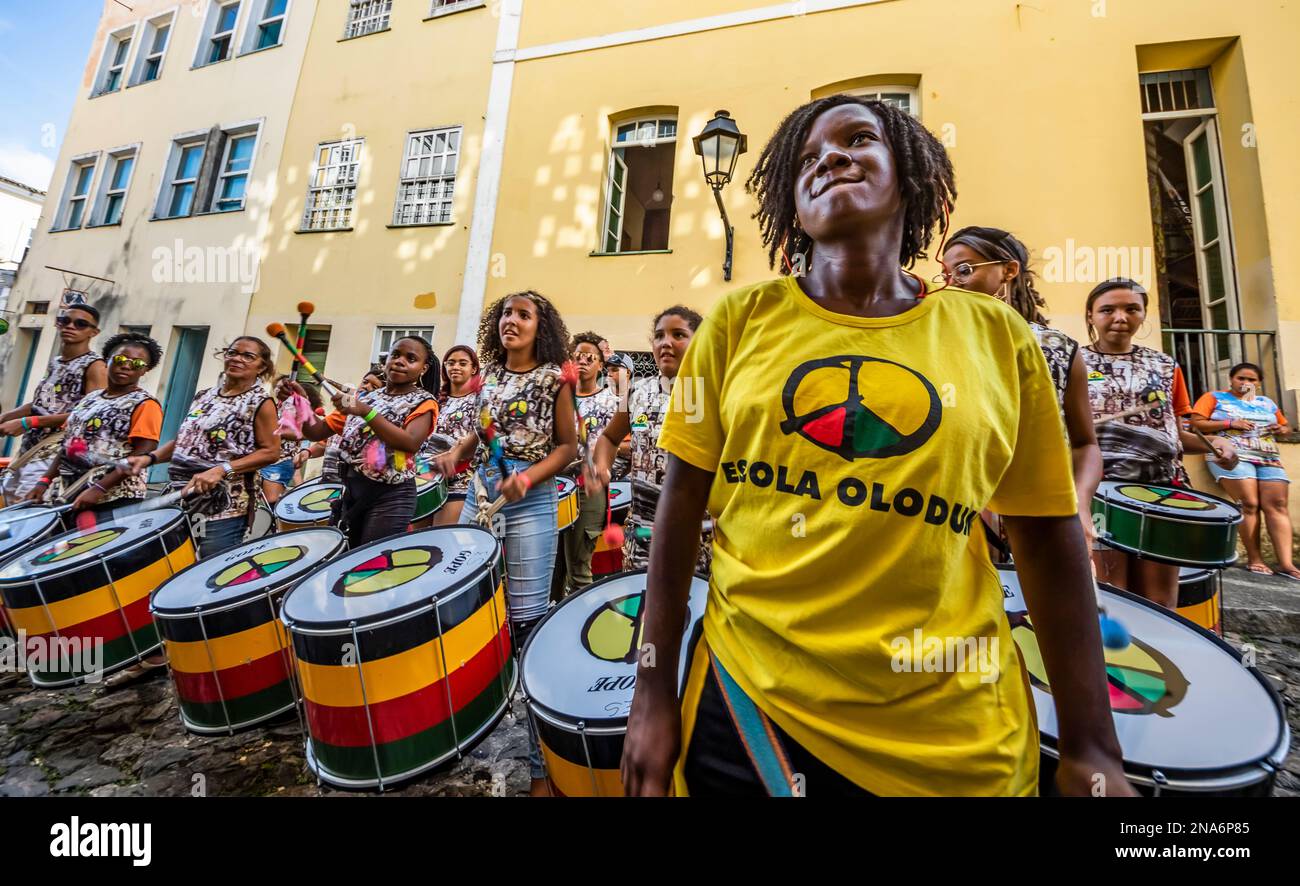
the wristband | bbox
[363,408,380,425]
[20,418,29,432]
[220,461,234,476]
[517,472,532,491]
[30,415,39,429]
[146,452,159,465]
[35,477,51,487]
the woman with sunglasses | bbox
[1083,278,1238,606]
[0,304,107,500]
[26,333,163,513]
[128,337,281,559]
[940,227,1102,553]
[622,96,1131,798]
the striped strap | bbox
[710,652,796,797]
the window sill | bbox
[47,226,84,234]
[589,249,674,257]
[194,207,247,218]
[238,42,284,59]
[125,77,161,90]
[148,214,193,223]
[85,221,123,229]
[191,58,233,71]
[386,221,456,229]
[88,87,122,100]
[295,227,354,235]
[424,2,487,21]
[339,28,391,42]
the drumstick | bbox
[295,301,315,364]
[266,324,343,397]
[1094,388,1167,426]
[1189,424,1221,456]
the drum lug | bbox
[1150,768,1168,797]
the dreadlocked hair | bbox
[101,331,164,370]
[477,291,571,368]
[946,226,1049,326]
[746,95,956,273]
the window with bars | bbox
[131,15,173,85]
[431,0,485,13]
[373,326,436,363]
[1140,69,1214,115]
[302,139,364,231]
[55,159,97,231]
[93,150,136,226]
[345,0,392,38]
[838,87,917,116]
[392,127,461,226]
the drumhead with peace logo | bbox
[999,566,1288,795]
[281,526,513,789]
[1092,480,1241,568]
[274,483,342,529]
[521,569,709,796]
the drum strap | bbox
[709,651,796,797]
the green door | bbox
[3,329,42,458]
[150,327,209,483]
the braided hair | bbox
[477,291,571,368]
[746,95,956,272]
[945,226,1049,325]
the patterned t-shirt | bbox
[1083,345,1191,485]
[433,391,478,493]
[21,350,104,453]
[172,385,272,520]
[1030,323,1079,411]
[575,386,619,468]
[627,375,674,489]
[326,387,437,484]
[1191,391,1287,467]
[59,389,162,503]
[477,362,563,465]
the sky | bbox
[0,0,105,192]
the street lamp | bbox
[693,110,748,282]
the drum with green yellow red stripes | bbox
[152,528,346,734]
[0,507,66,640]
[521,569,709,796]
[1092,481,1241,568]
[281,525,514,790]
[0,508,196,688]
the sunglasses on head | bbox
[110,354,148,370]
[55,315,96,330]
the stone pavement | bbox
[0,570,1296,797]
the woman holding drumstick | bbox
[1083,278,1238,606]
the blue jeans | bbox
[259,458,295,486]
[197,515,247,560]
[461,458,559,625]
[1207,458,1290,483]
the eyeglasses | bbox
[219,348,261,364]
[55,315,97,330]
[110,355,148,370]
[931,260,1007,285]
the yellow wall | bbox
[2,0,318,408]
[247,0,498,385]
[486,0,1298,363]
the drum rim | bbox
[1096,536,1238,568]
[0,511,63,564]
[152,527,347,618]
[0,507,188,584]
[280,524,502,632]
[1026,579,1291,780]
[273,483,343,521]
[1094,481,1243,525]
[520,567,708,730]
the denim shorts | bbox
[1206,458,1290,484]
[259,458,295,486]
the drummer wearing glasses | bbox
[623,96,1133,797]
[0,304,107,500]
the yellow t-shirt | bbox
[659,276,1077,796]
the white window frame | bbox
[241,0,291,54]
[837,85,920,117]
[372,326,436,363]
[90,145,140,227]
[194,0,244,68]
[344,0,392,39]
[52,154,100,232]
[391,126,462,226]
[302,138,365,232]
[154,132,208,220]
[211,124,261,213]
[429,0,486,17]
[129,9,177,86]
[93,24,139,97]
[601,115,677,254]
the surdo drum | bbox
[0,508,65,640]
[275,483,343,531]
[1092,481,1241,568]
[410,474,449,529]
[555,476,579,531]
[1176,567,1224,636]
[152,529,346,734]
[521,569,709,796]
[999,566,1289,796]
[281,526,515,790]
[0,509,196,687]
